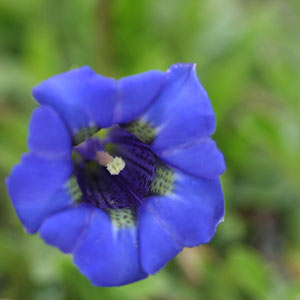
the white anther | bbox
[96,151,126,175]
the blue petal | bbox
[142,64,216,151]
[28,106,72,158]
[40,204,94,253]
[138,201,182,274]
[159,137,225,179]
[73,209,146,286]
[115,70,165,123]
[6,153,73,233]
[33,67,166,138]
[141,172,224,249]
[32,67,116,135]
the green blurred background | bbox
[1,0,300,299]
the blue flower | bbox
[6,63,225,286]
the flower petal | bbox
[32,67,116,139]
[40,204,94,253]
[141,63,216,151]
[33,67,166,145]
[141,171,224,249]
[6,153,73,233]
[115,70,165,123]
[73,209,147,286]
[28,106,72,158]
[158,137,226,179]
[138,202,182,274]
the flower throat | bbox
[70,125,174,210]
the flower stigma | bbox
[96,150,126,175]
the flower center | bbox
[95,151,126,175]
[71,125,157,209]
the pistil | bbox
[96,151,126,175]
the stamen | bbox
[96,151,126,175]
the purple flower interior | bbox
[73,126,158,209]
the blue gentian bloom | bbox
[6,63,225,286]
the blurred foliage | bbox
[1,0,300,299]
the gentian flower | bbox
[6,63,225,286]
